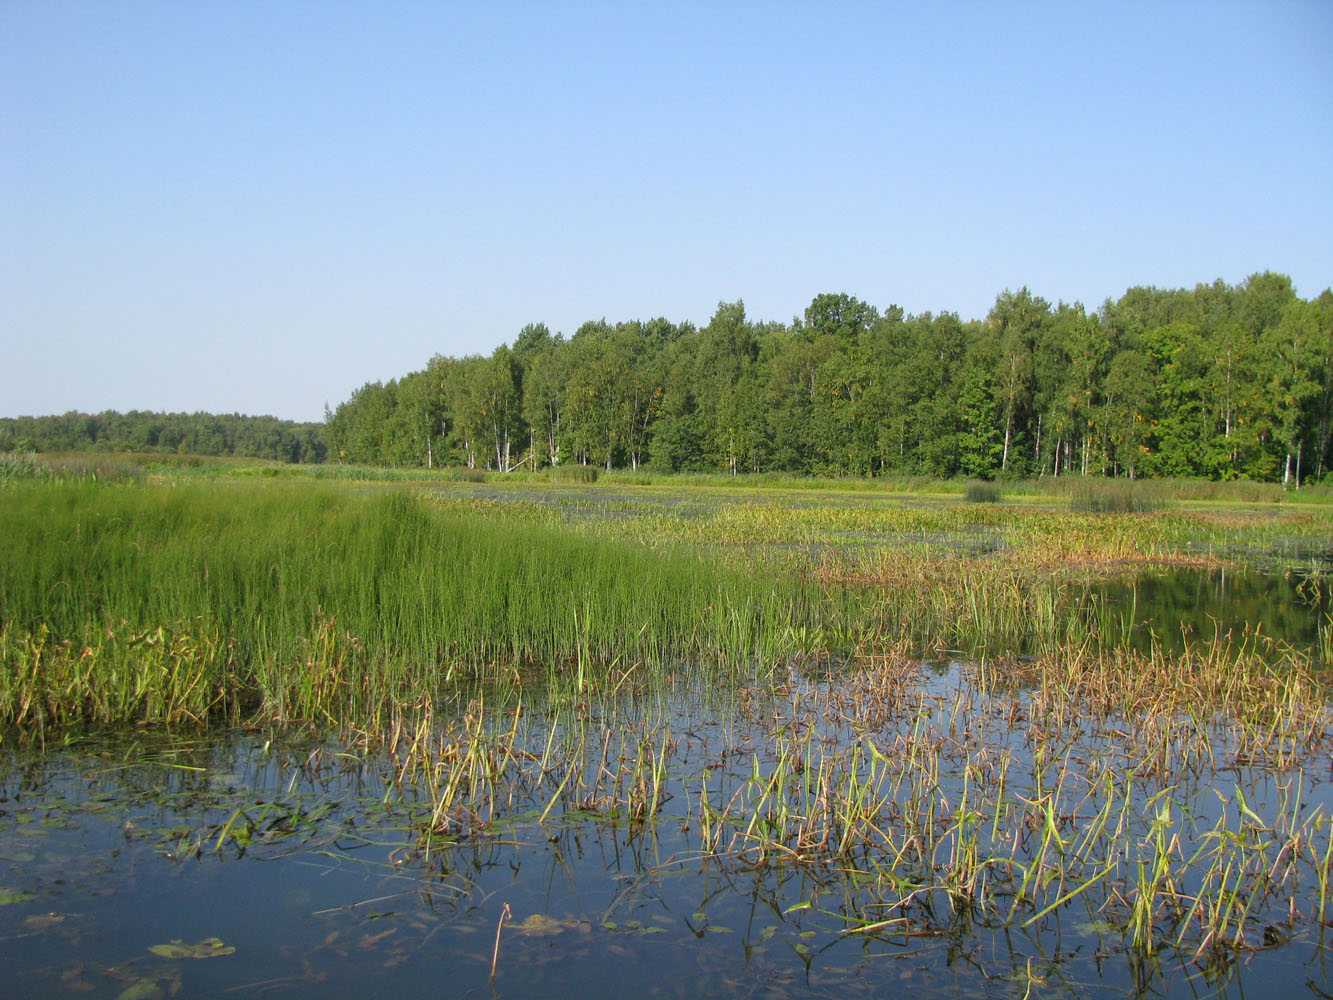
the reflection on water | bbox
[1085,567,1330,656]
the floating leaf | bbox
[513,913,578,937]
[148,936,236,959]
[116,980,164,1000]
[0,889,35,905]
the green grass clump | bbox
[1067,478,1170,513]
[549,464,599,483]
[0,452,46,483]
[963,480,1002,504]
[0,481,820,733]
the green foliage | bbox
[1066,479,1170,513]
[963,480,1003,503]
[0,481,817,730]
[0,411,325,463]
[11,273,1333,490]
[549,464,599,483]
[319,275,1323,486]
[0,452,45,483]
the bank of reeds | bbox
[963,480,1003,503]
[0,481,821,734]
[1065,477,1172,513]
[4,475,1329,734]
[0,450,149,484]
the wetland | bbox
[1,467,1331,998]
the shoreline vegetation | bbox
[2,454,1330,737]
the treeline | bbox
[327,273,1333,485]
[0,410,327,464]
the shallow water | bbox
[3,632,1331,999]
[1082,567,1331,658]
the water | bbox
[2,568,1331,999]
[1085,566,1331,657]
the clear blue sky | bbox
[3,1,1331,423]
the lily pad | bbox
[116,981,164,1000]
[513,913,581,937]
[148,936,236,959]
[0,889,35,905]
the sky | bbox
[3,2,1331,423]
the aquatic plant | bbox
[0,481,818,733]
[963,480,1002,503]
[1066,478,1171,514]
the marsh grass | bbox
[1066,478,1172,513]
[0,451,44,482]
[0,450,148,484]
[0,481,820,733]
[547,464,599,483]
[4,474,1330,734]
[963,480,1003,503]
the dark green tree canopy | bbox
[15,274,1329,486]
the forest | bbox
[0,410,327,464]
[6,273,1331,484]
[324,272,1333,485]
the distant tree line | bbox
[0,410,327,464]
[326,273,1333,485]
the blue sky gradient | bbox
[3,1,1331,422]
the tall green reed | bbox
[0,481,817,732]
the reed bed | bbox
[0,481,819,734]
[4,474,1330,734]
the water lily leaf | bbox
[0,889,35,905]
[513,913,576,937]
[149,936,236,959]
[116,980,164,1000]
